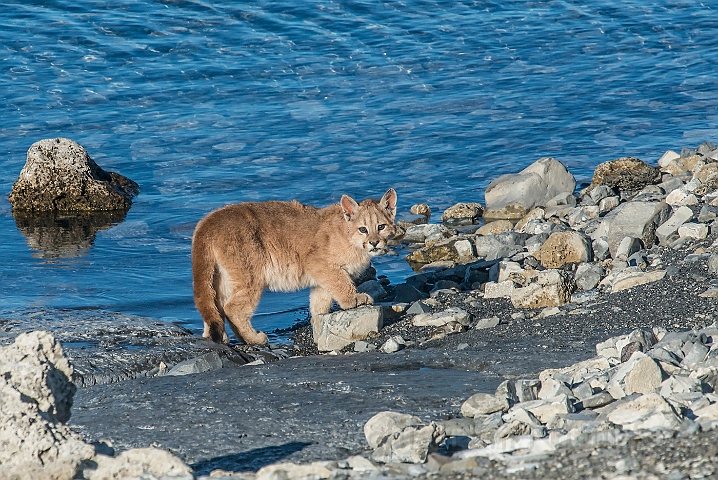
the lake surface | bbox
[1,0,717,342]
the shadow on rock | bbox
[190,441,314,475]
[13,210,127,258]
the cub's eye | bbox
[359,227,368,234]
[378,224,386,231]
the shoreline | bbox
[6,143,718,478]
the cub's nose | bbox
[369,241,379,248]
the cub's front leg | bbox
[308,266,373,313]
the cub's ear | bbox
[341,194,359,221]
[380,188,397,219]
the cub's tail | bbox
[191,226,226,343]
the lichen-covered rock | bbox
[9,138,139,213]
[533,231,593,268]
[590,157,661,193]
[442,202,483,224]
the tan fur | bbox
[192,188,398,345]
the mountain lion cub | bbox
[192,188,397,345]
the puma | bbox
[191,188,397,345]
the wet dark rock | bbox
[9,138,138,213]
[0,308,247,387]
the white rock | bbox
[591,201,671,257]
[655,205,694,244]
[607,393,681,431]
[666,188,699,206]
[678,222,709,240]
[484,158,576,219]
[461,393,510,417]
[614,236,642,261]
[522,394,575,423]
[484,280,515,299]
[538,378,575,400]
[371,423,444,464]
[659,375,703,398]
[600,267,666,293]
[315,307,384,352]
[658,150,680,168]
[0,332,96,476]
[90,448,194,480]
[380,336,406,354]
[364,411,424,449]
[497,261,523,283]
[474,316,501,329]
[607,352,663,399]
[598,196,620,213]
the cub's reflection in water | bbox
[13,210,127,259]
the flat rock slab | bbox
[0,308,251,387]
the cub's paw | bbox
[354,293,373,307]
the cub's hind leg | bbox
[223,283,268,345]
[309,286,334,339]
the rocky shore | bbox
[4,141,718,479]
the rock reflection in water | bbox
[13,211,127,258]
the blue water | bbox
[1,0,717,341]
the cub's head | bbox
[341,188,398,256]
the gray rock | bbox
[656,205,694,244]
[589,185,616,203]
[592,237,611,261]
[577,391,615,410]
[167,351,223,376]
[592,201,671,257]
[393,283,427,303]
[484,157,576,219]
[574,263,605,291]
[314,307,384,352]
[9,138,138,213]
[473,316,500,330]
[614,236,643,261]
[708,255,718,275]
[406,300,433,315]
[606,352,664,399]
[600,267,667,293]
[461,393,510,417]
[474,235,522,261]
[357,280,388,302]
[514,379,541,403]
[698,205,718,223]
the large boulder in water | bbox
[484,157,576,219]
[9,138,139,213]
